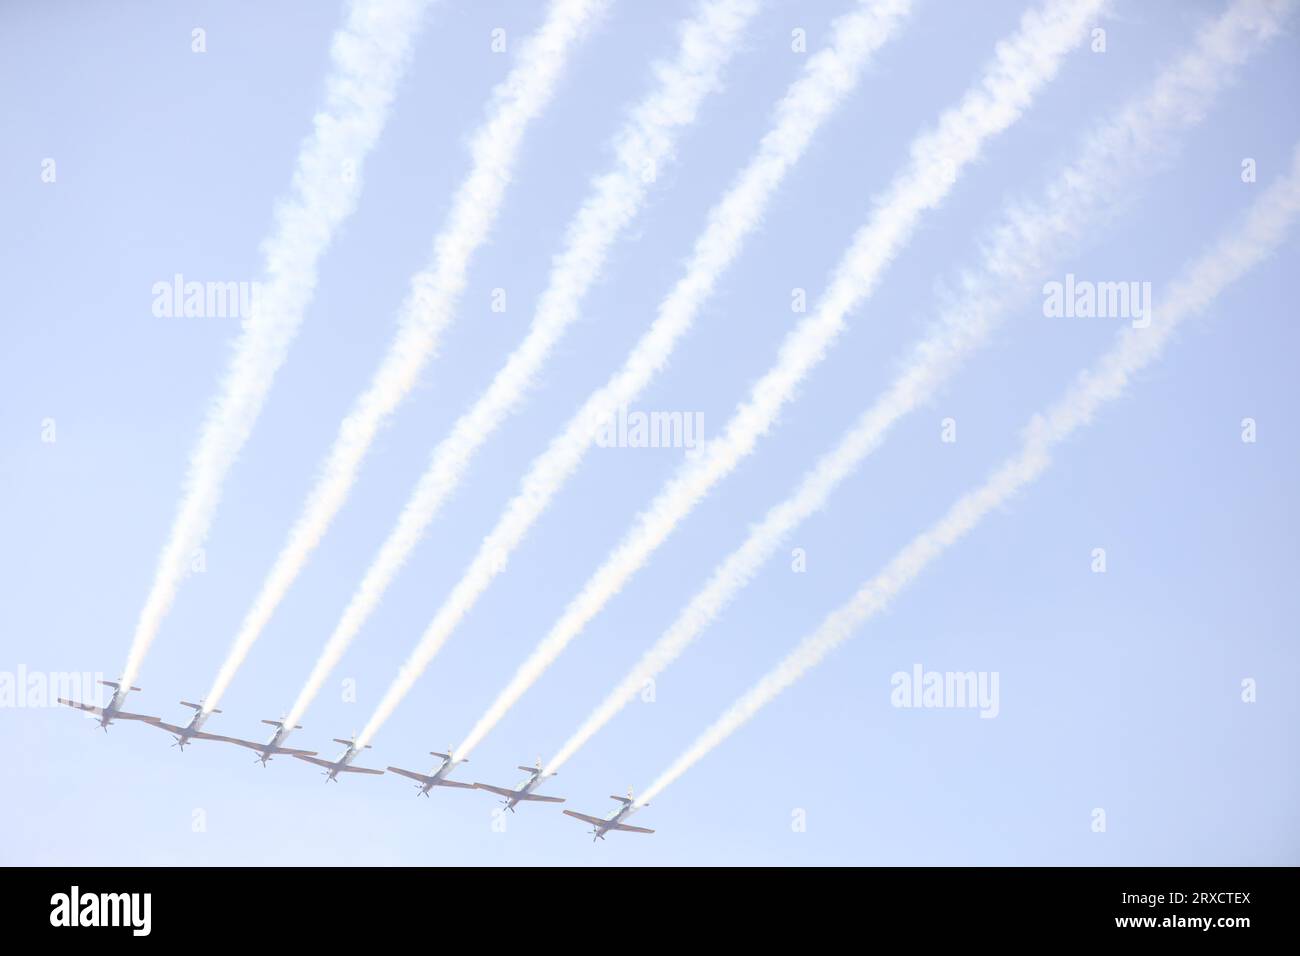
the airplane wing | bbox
[562,810,609,826]
[190,731,244,744]
[58,698,102,715]
[111,711,162,723]
[191,730,277,747]
[387,766,435,785]
[474,783,522,799]
[517,793,565,803]
[293,754,338,770]
[338,765,385,776]
[609,823,654,834]
[434,778,475,789]
[210,735,318,757]
[145,720,187,735]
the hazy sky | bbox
[2,0,1297,865]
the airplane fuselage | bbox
[99,689,132,728]
[322,745,363,781]
[96,687,147,729]
[595,805,637,838]
[418,759,464,794]
[502,771,549,810]
[254,726,294,764]
[170,710,212,748]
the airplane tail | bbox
[430,751,451,760]
[513,756,548,776]
[261,718,303,729]
[334,737,372,749]
[180,700,221,713]
[99,680,142,692]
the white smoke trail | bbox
[455,0,1101,759]
[120,0,433,690]
[356,0,916,751]
[638,145,1300,807]
[546,0,1292,774]
[280,0,771,731]
[200,0,605,711]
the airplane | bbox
[143,699,240,751]
[293,735,385,783]
[386,747,474,797]
[213,717,319,767]
[58,679,162,732]
[562,788,655,841]
[474,758,566,812]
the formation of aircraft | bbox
[563,789,656,841]
[387,747,473,796]
[58,691,653,837]
[294,735,386,782]
[475,758,566,812]
[58,680,160,732]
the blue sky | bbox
[2,0,1297,865]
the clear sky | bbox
[2,0,1297,865]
